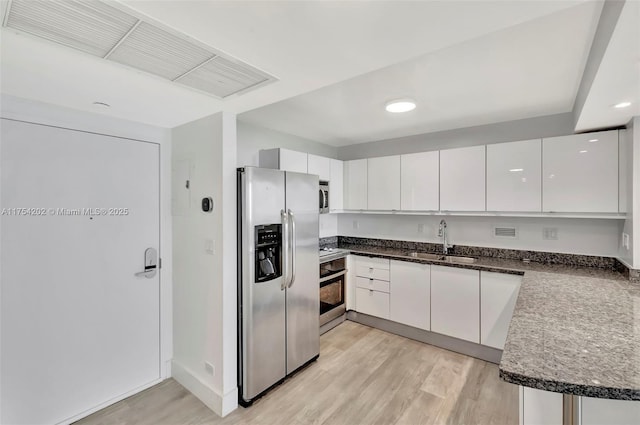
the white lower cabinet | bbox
[431,265,480,343]
[520,387,563,425]
[580,397,640,425]
[480,271,522,349]
[389,260,430,330]
[354,256,390,319]
[355,288,389,319]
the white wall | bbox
[171,112,237,416]
[237,120,338,167]
[320,214,338,238]
[337,112,575,160]
[0,95,174,419]
[338,214,621,257]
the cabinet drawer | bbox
[355,287,389,319]
[355,265,390,281]
[355,276,390,293]
[355,256,390,270]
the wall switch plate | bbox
[622,233,630,249]
[205,362,215,376]
[352,220,359,230]
[418,224,427,234]
[204,238,214,255]
[543,228,558,240]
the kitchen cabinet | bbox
[367,155,400,210]
[344,159,368,210]
[542,130,618,213]
[520,387,563,425]
[389,260,430,330]
[345,255,356,311]
[431,265,479,343]
[354,256,390,319]
[400,151,439,211]
[329,159,344,211]
[259,148,308,173]
[487,139,541,211]
[308,154,331,181]
[480,271,521,349]
[580,396,640,425]
[440,145,486,211]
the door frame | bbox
[0,97,173,424]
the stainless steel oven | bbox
[319,255,345,326]
[319,181,329,214]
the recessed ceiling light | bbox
[579,150,588,153]
[92,101,111,108]
[509,168,524,172]
[588,139,598,142]
[613,101,631,109]
[385,99,416,113]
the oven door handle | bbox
[319,269,347,284]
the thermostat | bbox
[202,197,214,213]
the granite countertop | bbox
[340,244,640,400]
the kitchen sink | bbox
[442,255,477,264]
[406,252,443,260]
[405,252,477,264]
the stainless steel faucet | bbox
[438,219,452,254]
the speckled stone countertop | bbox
[341,244,640,400]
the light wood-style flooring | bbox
[77,321,518,425]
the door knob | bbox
[135,248,157,279]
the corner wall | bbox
[171,112,237,416]
[237,120,339,167]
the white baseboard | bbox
[171,360,238,417]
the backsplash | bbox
[337,236,625,271]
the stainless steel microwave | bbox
[319,181,329,214]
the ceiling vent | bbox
[493,226,518,239]
[2,0,276,98]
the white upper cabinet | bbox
[259,148,307,173]
[440,146,486,211]
[400,151,439,211]
[307,154,331,181]
[368,156,400,210]
[389,260,430,330]
[329,159,344,211]
[344,159,368,210]
[542,130,618,213]
[486,140,541,212]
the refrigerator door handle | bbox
[288,209,296,287]
[281,209,289,290]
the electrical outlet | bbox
[622,233,630,249]
[205,362,215,376]
[418,224,427,234]
[352,220,359,230]
[543,228,558,240]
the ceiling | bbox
[0,0,593,132]
[1,1,636,144]
[575,0,640,132]
[240,1,603,146]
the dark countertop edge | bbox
[345,248,524,276]
[498,369,640,401]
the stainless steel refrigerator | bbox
[237,167,319,406]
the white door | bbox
[1,119,161,425]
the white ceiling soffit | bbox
[575,0,640,132]
[239,2,602,147]
[2,0,275,98]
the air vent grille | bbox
[494,226,518,238]
[6,0,138,57]
[107,22,216,81]
[3,0,276,98]
[176,56,269,98]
